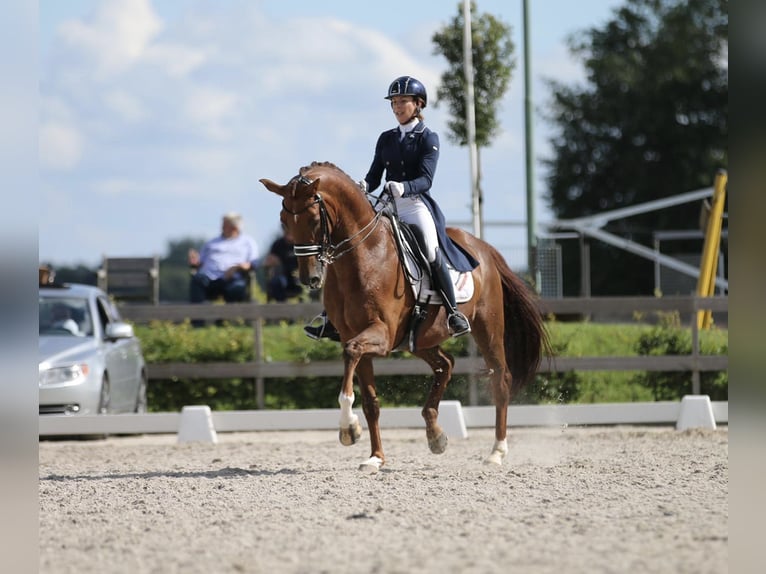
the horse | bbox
[260,161,551,472]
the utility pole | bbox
[522,0,539,289]
[463,0,482,239]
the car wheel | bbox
[98,374,111,415]
[134,371,148,414]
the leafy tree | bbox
[432,2,516,219]
[544,0,727,295]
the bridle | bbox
[282,175,386,266]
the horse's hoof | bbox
[484,449,506,466]
[339,421,362,446]
[428,432,448,454]
[483,439,508,465]
[358,456,383,473]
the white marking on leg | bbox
[484,438,508,466]
[338,392,357,426]
[359,456,382,473]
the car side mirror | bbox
[105,322,135,340]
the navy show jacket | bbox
[364,121,478,273]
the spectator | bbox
[263,225,303,302]
[188,212,260,311]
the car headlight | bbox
[39,364,90,386]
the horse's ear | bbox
[259,178,284,197]
[306,177,321,193]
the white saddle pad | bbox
[404,253,475,304]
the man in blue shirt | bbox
[188,212,260,308]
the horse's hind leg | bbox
[484,367,511,465]
[414,346,455,455]
[471,321,512,465]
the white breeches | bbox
[395,196,438,262]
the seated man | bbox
[188,212,260,313]
[263,225,303,302]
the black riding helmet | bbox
[385,76,427,108]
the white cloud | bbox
[58,0,163,77]
[39,122,83,170]
[183,87,240,140]
[103,90,146,122]
[146,42,208,78]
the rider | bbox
[305,75,477,341]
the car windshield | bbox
[39,296,93,337]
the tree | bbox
[544,0,728,295]
[432,2,516,224]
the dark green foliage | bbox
[631,311,728,400]
[158,237,207,302]
[544,0,728,295]
[515,332,582,404]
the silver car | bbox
[39,282,147,416]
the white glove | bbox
[358,179,368,193]
[384,181,405,198]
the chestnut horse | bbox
[260,162,550,472]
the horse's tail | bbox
[488,247,551,390]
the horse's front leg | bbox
[338,325,390,472]
[338,354,363,448]
[414,346,455,455]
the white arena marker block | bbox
[439,400,468,439]
[676,395,716,431]
[178,405,218,443]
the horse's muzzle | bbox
[308,275,324,290]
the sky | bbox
[39,0,625,270]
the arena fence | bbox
[118,296,727,397]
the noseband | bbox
[282,175,385,266]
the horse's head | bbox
[260,172,327,289]
[261,161,379,291]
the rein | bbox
[282,177,387,266]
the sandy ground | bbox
[39,425,727,574]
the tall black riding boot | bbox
[304,310,340,342]
[430,249,471,337]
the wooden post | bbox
[254,318,265,409]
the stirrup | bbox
[448,312,471,338]
[304,313,340,342]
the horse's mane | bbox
[296,161,354,184]
[299,160,341,175]
[290,161,364,209]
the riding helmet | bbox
[385,76,427,108]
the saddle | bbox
[379,207,475,351]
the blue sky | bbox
[39,0,624,270]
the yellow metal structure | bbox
[696,170,727,329]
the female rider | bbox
[305,75,477,340]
